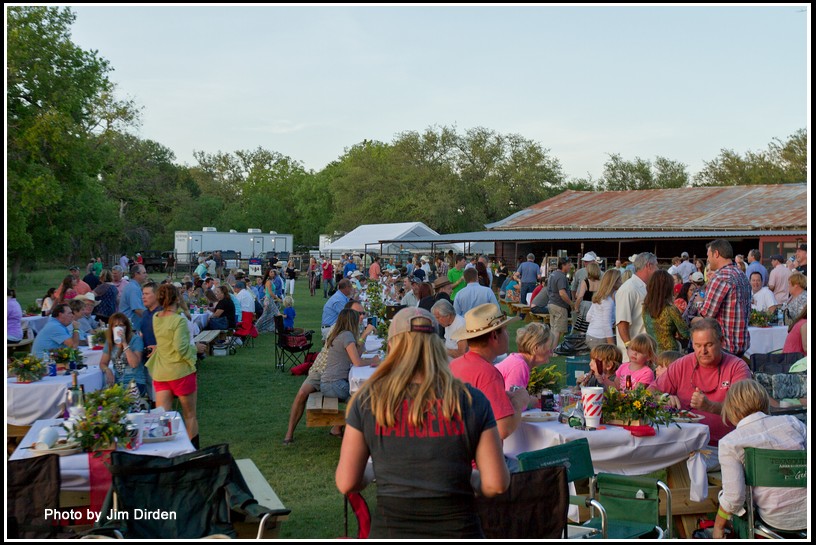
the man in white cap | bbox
[676,251,696,283]
[450,303,531,441]
[571,251,598,292]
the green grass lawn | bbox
[11,270,568,539]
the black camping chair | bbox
[273,315,314,372]
[92,444,290,539]
[749,352,805,374]
[7,454,64,539]
[475,465,569,539]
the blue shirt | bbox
[119,281,146,329]
[252,284,265,302]
[517,261,540,284]
[453,283,499,317]
[745,261,768,286]
[343,262,357,278]
[32,318,72,355]
[139,306,162,361]
[272,276,285,298]
[283,307,296,330]
[322,290,350,327]
[103,334,147,386]
[230,294,242,322]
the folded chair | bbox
[7,454,63,538]
[273,315,314,372]
[476,465,569,538]
[343,492,371,539]
[93,444,290,539]
[742,447,807,539]
[518,438,672,539]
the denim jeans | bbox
[320,379,350,401]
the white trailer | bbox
[174,228,294,265]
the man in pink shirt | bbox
[767,254,792,304]
[450,303,530,440]
[368,255,381,281]
[650,318,751,445]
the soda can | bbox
[69,360,77,371]
[159,415,173,437]
[48,362,57,377]
[125,424,141,450]
[541,389,555,410]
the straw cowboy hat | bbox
[74,292,100,306]
[432,277,452,290]
[451,303,519,341]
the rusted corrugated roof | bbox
[488,184,808,231]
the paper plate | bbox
[30,440,81,457]
[522,411,560,423]
[143,431,182,443]
[674,412,705,423]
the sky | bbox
[65,4,810,180]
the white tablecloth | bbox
[504,416,711,500]
[7,366,106,426]
[9,414,195,492]
[20,315,49,335]
[191,310,212,330]
[79,346,104,368]
[746,325,788,356]
[349,365,377,395]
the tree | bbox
[599,154,689,190]
[693,129,806,186]
[7,6,137,284]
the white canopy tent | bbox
[321,222,463,256]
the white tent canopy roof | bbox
[322,222,456,255]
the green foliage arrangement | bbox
[602,385,676,428]
[67,384,133,453]
[527,364,564,395]
[365,281,391,339]
[25,302,41,315]
[8,354,48,383]
[91,329,108,347]
[748,309,772,327]
[51,347,83,364]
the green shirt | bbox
[448,267,466,300]
[146,312,197,382]
[92,261,103,277]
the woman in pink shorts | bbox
[147,284,200,448]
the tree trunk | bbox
[10,255,23,288]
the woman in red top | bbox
[782,306,807,355]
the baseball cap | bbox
[388,307,438,341]
[582,252,597,262]
[69,265,79,271]
[798,243,806,251]
[690,272,705,283]
[681,251,689,258]
[770,254,784,262]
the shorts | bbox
[320,379,350,401]
[303,373,321,391]
[154,373,197,397]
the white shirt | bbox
[444,314,466,351]
[586,296,616,339]
[615,274,647,361]
[717,412,806,531]
[750,287,777,312]
[236,288,255,313]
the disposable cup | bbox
[581,386,604,428]
[113,326,125,344]
[35,426,59,450]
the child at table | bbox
[282,296,296,332]
[578,344,621,389]
[655,350,683,380]
[616,333,657,390]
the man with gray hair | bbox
[111,265,129,304]
[431,299,467,358]
[615,252,658,361]
[119,264,148,329]
[516,253,541,307]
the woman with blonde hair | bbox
[713,379,806,538]
[147,284,200,447]
[495,322,555,391]
[336,307,509,538]
[585,268,622,348]
[574,261,602,320]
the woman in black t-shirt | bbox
[336,307,509,538]
[285,260,297,296]
[205,286,236,330]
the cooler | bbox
[566,356,591,386]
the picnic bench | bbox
[194,329,221,354]
[234,458,290,539]
[306,392,346,428]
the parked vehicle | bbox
[174,228,294,265]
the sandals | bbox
[329,426,345,438]
[282,438,294,445]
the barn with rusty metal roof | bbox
[379,184,808,267]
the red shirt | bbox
[322,262,334,280]
[653,351,751,445]
[450,351,515,422]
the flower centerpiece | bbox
[8,354,47,383]
[66,383,133,453]
[748,309,772,327]
[603,385,676,428]
[527,364,564,396]
[91,328,108,347]
[25,301,41,316]
[51,347,84,365]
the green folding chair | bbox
[518,438,672,539]
[743,447,807,539]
